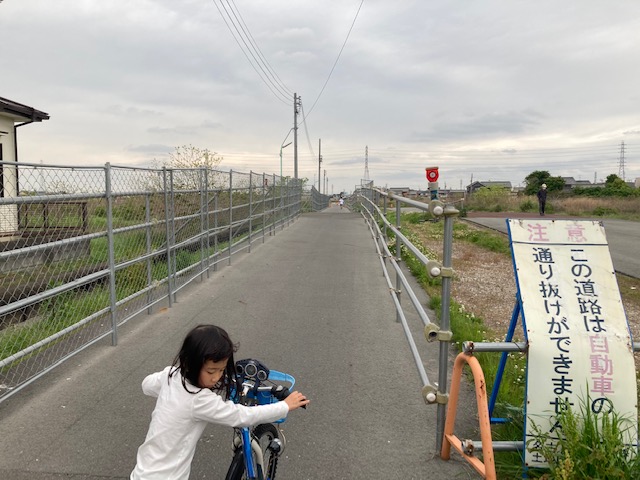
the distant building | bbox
[466,181,512,194]
[388,187,418,198]
[561,177,593,191]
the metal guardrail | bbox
[0,161,306,402]
[357,185,458,452]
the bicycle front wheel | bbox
[225,424,281,480]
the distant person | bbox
[130,324,309,480]
[339,197,344,209]
[537,183,548,216]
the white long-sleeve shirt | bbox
[131,366,289,480]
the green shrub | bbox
[593,206,618,216]
[520,199,535,212]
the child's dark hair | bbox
[170,324,238,399]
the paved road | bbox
[464,216,640,279]
[0,205,477,480]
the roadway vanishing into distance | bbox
[464,215,640,279]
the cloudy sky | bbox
[2,0,640,193]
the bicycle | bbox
[224,358,300,480]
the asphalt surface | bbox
[463,215,640,279]
[0,205,478,480]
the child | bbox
[131,324,309,480]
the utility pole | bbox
[318,138,322,193]
[293,93,300,180]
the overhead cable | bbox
[213,0,292,105]
[302,0,365,122]
[226,0,293,98]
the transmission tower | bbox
[363,146,370,181]
[618,141,626,181]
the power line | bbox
[225,0,293,98]
[302,0,365,121]
[212,0,292,105]
[299,101,316,160]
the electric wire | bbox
[213,0,292,105]
[299,102,316,160]
[302,0,365,122]
[226,0,293,98]
[225,0,293,98]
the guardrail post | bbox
[105,163,118,345]
[436,209,456,452]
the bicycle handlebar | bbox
[233,359,300,413]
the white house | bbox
[0,97,49,237]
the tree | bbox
[603,174,635,196]
[154,145,224,191]
[523,170,564,195]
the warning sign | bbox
[507,219,638,468]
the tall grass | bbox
[465,192,640,220]
[527,395,640,479]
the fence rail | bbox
[0,161,313,402]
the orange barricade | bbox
[441,352,496,480]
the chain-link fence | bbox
[306,186,331,212]
[0,161,303,402]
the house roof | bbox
[0,97,50,123]
[562,176,591,185]
[469,181,512,188]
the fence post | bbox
[105,163,118,345]
[214,187,219,272]
[145,192,153,314]
[204,168,211,278]
[170,170,177,303]
[272,174,277,235]
[163,167,173,307]
[395,198,402,323]
[228,170,233,266]
[248,171,253,253]
[262,173,266,243]
[199,168,206,280]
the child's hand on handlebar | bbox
[284,391,310,411]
